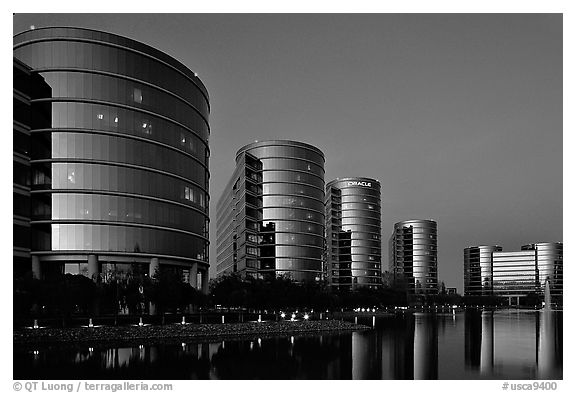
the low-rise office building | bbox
[463,242,563,305]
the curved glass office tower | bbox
[14,27,210,290]
[326,177,381,290]
[521,242,563,299]
[216,140,325,282]
[464,245,502,296]
[391,219,438,294]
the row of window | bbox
[331,262,380,270]
[259,157,324,177]
[50,102,209,162]
[261,170,323,186]
[37,192,208,235]
[258,259,323,272]
[248,232,323,247]
[331,270,380,277]
[262,195,323,211]
[14,39,209,115]
[249,146,324,166]
[255,245,323,259]
[259,220,324,236]
[32,223,208,260]
[262,207,323,223]
[35,162,208,209]
[41,71,208,131]
[262,183,324,200]
[50,132,207,185]
[332,254,380,262]
[338,187,380,198]
[341,217,380,227]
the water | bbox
[13,310,562,380]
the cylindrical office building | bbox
[236,140,325,282]
[521,242,563,298]
[14,27,210,290]
[326,177,381,290]
[464,245,502,296]
[391,219,438,294]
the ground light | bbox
[280,312,286,319]
[291,313,296,321]
[304,313,309,320]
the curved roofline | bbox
[13,26,208,98]
[327,177,380,187]
[236,140,325,160]
[394,219,437,225]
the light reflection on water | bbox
[14,310,562,380]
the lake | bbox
[13,309,562,380]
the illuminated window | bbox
[67,170,75,184]
[133,88,143,104]
[96,114,104,120]
[142,121,152,135]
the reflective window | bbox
[50,162,207,210]
[51,132,206,184]
[44,223,207,260]
[48,193,207,234]
[50,102,208,162]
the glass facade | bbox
[492,251,537,297]
[464,245,502,296]
[216,140,325,282]
[464,243,563,304]
[391,219,438,294]
[13,58,52,279]
[14,27,210,285]
[326,178,381,290]
[521,243,563,299]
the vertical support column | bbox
[201,269,209,294]
[31,256,41,280]
[88,254,99,281]
[189,263,198,290]
[149,257,159,278]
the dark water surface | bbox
[14,310,562,380]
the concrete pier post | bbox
[149,257,159,278]
[88,254,99,280]
[31,255,41,280]
[189,264,198,289]
[201,269,209,294]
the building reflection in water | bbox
[537,310,562,379]
[14,311,562,380]
[464,310,562,379]
[413,313,438,380]
[480,311,494,375]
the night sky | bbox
[13,14,563,291]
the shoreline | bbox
[14,320,369,348]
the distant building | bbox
[216,140,325,282]
[492,250,537,301]
[390,219,438,294]
[521,243,563,298]
[325,178,381,290]
[446,287,457,295]
[463,242,563,305]
[464,245,503,296]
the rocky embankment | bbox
[14,320,368,347]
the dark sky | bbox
[13,14,563,292]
